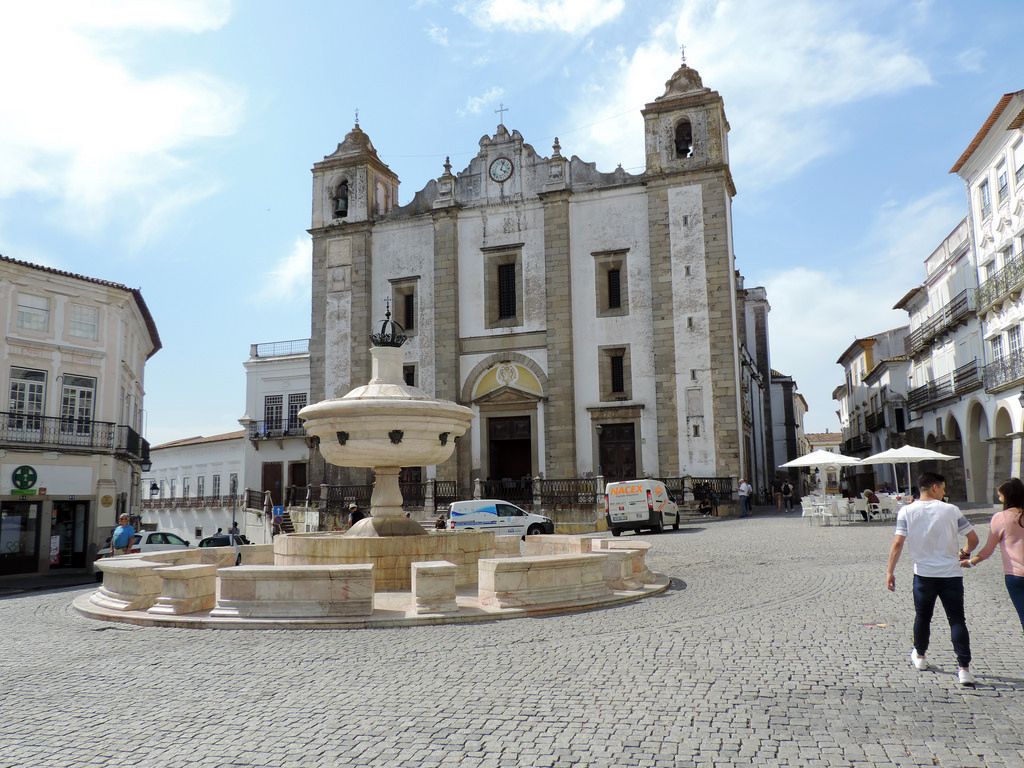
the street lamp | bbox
[1017,390,1024,409]
[149,482,160,499]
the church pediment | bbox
[474,385,543,405]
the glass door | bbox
[60,375,96,444]
[0,501,41,575]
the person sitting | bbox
[861,488,880,520]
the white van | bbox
[446,500,554,537]
[604,480,680,536]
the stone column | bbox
[432,208,460,483]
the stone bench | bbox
[590,539,656,584]
[478,554,611,610]
[147,564,218,616]
[411,561,457,615]
[494,535,521,557]
[523,534,592,556]
[210,564,374,618]
[91,558,164,611]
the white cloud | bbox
[0,0,242,238]
[564,0,932,184]
[255,236,312,304]
[427,22,450,46]
[763,187,963,432]
[459,0,624,35]
[955,47,985,74]
[458,86,506,118]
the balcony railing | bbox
[983,347,1024,392]
[907,360,981,411]
[865,411,886,432]
[908,290,975,354]
[0,412,147,460]
[976,254,1024,313]
[843,434,871,454]
[143,495,243,510]
[247,419,306,440]
[252,339,309,358]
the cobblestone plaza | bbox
[2,515,1022,768]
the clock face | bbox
[489,157,513,183]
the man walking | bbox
[738,478,752,517]
[885,472,979,686]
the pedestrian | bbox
[228,520,241,566]
[781,481,793,512]
[885,471,979,686]
[737,478,752,517]
[111,513,135,555]
[348,502,365,527]
[960,477,1024,632]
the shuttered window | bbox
[497,263,517,319]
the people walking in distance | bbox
[781,481,793,512]
[885,471,979,686]
[737,478,752,517]
[960,477,1024,633]
[111,513,135,555]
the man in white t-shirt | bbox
[885,471,979,686]
[737,479,752,517]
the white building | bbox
[309,62,759,497]
[0,255,159,575]
[770,368,808,479]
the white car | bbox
[93,531,192,580]
[446,499,554,538]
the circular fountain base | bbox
[345,517,430,537]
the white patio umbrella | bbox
[779,450,861,495]
[858,445,958,494]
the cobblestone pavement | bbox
[2,513,1023,768]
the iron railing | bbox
[865,411,886,432]
[907,360,980,411]
[976,254,1024,313]
[843,434,871,454]
[908,290,974,354]
[247,420,306,440]
[252,338,309,358]
[536,478,596,508]
[481,478,534,504]
[984,347,1024,392]
[142,495,243,510]
[0,412,146,460]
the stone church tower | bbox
[307,63,746,493]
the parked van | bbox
[604,480,680,536]
[446,500,555,537]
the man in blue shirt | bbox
[111,513,135,555]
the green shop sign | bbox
[11,465,38,496]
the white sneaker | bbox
[958,667,976,686]
[910,649,929,671]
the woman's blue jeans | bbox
[1005,574,1024,632]
[912,575,971,668]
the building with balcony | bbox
[949,89,1024,502]
[833,327,908,493]
[0,255,159,575]
[770,368,808,484]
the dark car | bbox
[197,533,251,548]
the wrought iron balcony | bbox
[983,348,1024,392]
[908,290,975,355]
[247,419,306,440]
[843,434,871,454]
[0,412,148,461]
[907,360,981,411]
[976,254,1024,314]
[865,411,886,432]
[252,338,309,358]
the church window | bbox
[594,250,629,318]
[403,365,416,386]
[390,276,419,336]
[333,179,349,218]
[693,424,701,437]
[483,247,523,328]
[599,345,631,401]
[674,119,694,159]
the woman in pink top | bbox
[962,477,1024,632]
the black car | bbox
[197,533,251,548]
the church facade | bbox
[308,64,748,494]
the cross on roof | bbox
[680,44,686,65]
[495,102,508,124]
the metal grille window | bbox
[287,393,306,430]
[611,354,625,393]
[607,269,621,309]
[990,336,1004,362]
[403,292,415,331]
[9,367,46,429]
[497,263,517,319]
[212,475,221,497]
[60,375,95,435]
[265,395,283,431]
[69,304,99,339]
[197,476,205,498]
[16,294,49,331]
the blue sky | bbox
[1,0,1021,445]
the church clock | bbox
[488,157,513,183]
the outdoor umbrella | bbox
[858,445,958,494]
[779,450,861,495]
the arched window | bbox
[333,179,349,218]
[674,119,694,159]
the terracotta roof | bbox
[950,91,1024,174]
[806,432,841,443]
[0,253,162,358]
[893,286,924,311]
[152,430,246,450]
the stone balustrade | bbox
[478,554,611,610]
[211,564,374,618]
[147,564,218,616]
[410,561,457,615]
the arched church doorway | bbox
[935,416,967,501]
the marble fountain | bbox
[74,312,667,629]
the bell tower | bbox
[311,121,399,228]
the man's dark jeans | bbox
[912,574,971,667]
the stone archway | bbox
[966,402,991,503]
[993,407,1014,496]
[936,416,967,502]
